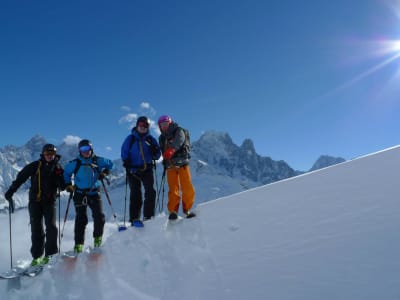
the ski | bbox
[22,265,44,277]
[0,264,44,279]
[0,267,25,279]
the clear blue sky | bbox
[1,0,400,171]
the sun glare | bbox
[392,40,400,52]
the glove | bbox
[5,189,14,202]
[4,189,15,213]
[145,137,159,156]
[98,169,110,180]
[123,160,131,169]
[65,185,75,193]
[163,148,175,160]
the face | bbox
[137,121,149,134]
[80,150,92,158]
[159,121,170,132]
[79,145,92,158]
[43,151,56,162]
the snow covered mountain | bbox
[0,144,398,299]
[0,132,342,211]
[309,154,346,171]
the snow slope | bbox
[0,146,399,300]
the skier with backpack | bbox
[4,144,64,266]
[158,115,196,220]
[121,116,161,227]
[63,139,113,253]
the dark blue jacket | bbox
[121,127,161,173]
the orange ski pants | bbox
[166,165,195,213]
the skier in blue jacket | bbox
[64,139,113,253]
[121,116,161,226]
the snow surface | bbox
[1,145,400,299]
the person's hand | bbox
[163,148,175,160]
[5,189,13,202]
[145,138,159,156]
[123,160,130,168]
[4,189,15,213]
[98,169,110,180]
[66,185,75,193]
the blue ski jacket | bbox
[121,128,161,173]
[64,154,114,194]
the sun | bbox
[391,40,400,52]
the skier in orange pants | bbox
[158,115,196,220]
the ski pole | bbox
[8,199,13,269]
[100,178,127,231]
[158,168,166,213]
[61,192,73,241]
[124,172,128,227]
[57,189,61,254]
[153,161,160,213]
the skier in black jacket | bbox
[4,144,64,266]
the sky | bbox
[1,144,399,299]
[1,0,400,171]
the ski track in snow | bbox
[1,212,223,300]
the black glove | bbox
[123,160,131,169]
[98,169,110,180]
[145,137,159,156]
[5,189,14,201]
[4,189,15,213]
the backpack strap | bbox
[129,135,136,151]
[36,160,42,201]
[73,155,99,176]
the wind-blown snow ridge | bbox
[1,145,400,299]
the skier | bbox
[4,144,64,266]
[64,139,113,253]
[121,116,161,226]
[158,115,196,220]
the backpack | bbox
[72,155,100,176]
[160,127,191,156]
[181,127,191,155]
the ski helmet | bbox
[78,139,93,153]
[42,143,57,154]
[158,115,172,125]
[136,116,150,128]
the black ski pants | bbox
[28,200,58,259]
[127,168,156,221]
[73,192,105,245]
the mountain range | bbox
[0,131,345,211]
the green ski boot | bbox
[94,237,102,248]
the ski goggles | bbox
[79,145,92,152]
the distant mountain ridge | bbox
[0,131,344,210]
[309,155,346,172]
